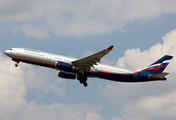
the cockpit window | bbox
[9,48,13,50]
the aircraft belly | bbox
[88,71,151,82]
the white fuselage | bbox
[4,48,132,75]
[4,47,170,86]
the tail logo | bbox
[140,55,173,74]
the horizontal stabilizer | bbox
[149,72,169,80]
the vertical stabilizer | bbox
[140,55,173,74]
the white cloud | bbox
[119,90,176,120]
[0,53,106,120]
[85,113,107,120]
[26,102,103,120]
[97,29,176,119]
[1,0,176,39]
[2,56,65,96]
[22,64,65,96]
[116,29,176,71]
[0,53,27,120]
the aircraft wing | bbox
[72,45,114,72]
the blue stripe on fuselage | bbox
[88,70,152,82]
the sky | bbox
[1,0,176,120]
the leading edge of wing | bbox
[72,45,114,70]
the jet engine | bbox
[55,61,73,71]
[58,71,76,79]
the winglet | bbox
[107,45,114,50]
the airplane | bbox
[4,45,173,87]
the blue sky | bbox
[1,0,176,120]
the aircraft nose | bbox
[4,50,9,55]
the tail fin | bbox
[140,55,173,74]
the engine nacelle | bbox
[135,72,150,80]
[55,61,73,71]
[58,71,76,79]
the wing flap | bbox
[72,45,114,71]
